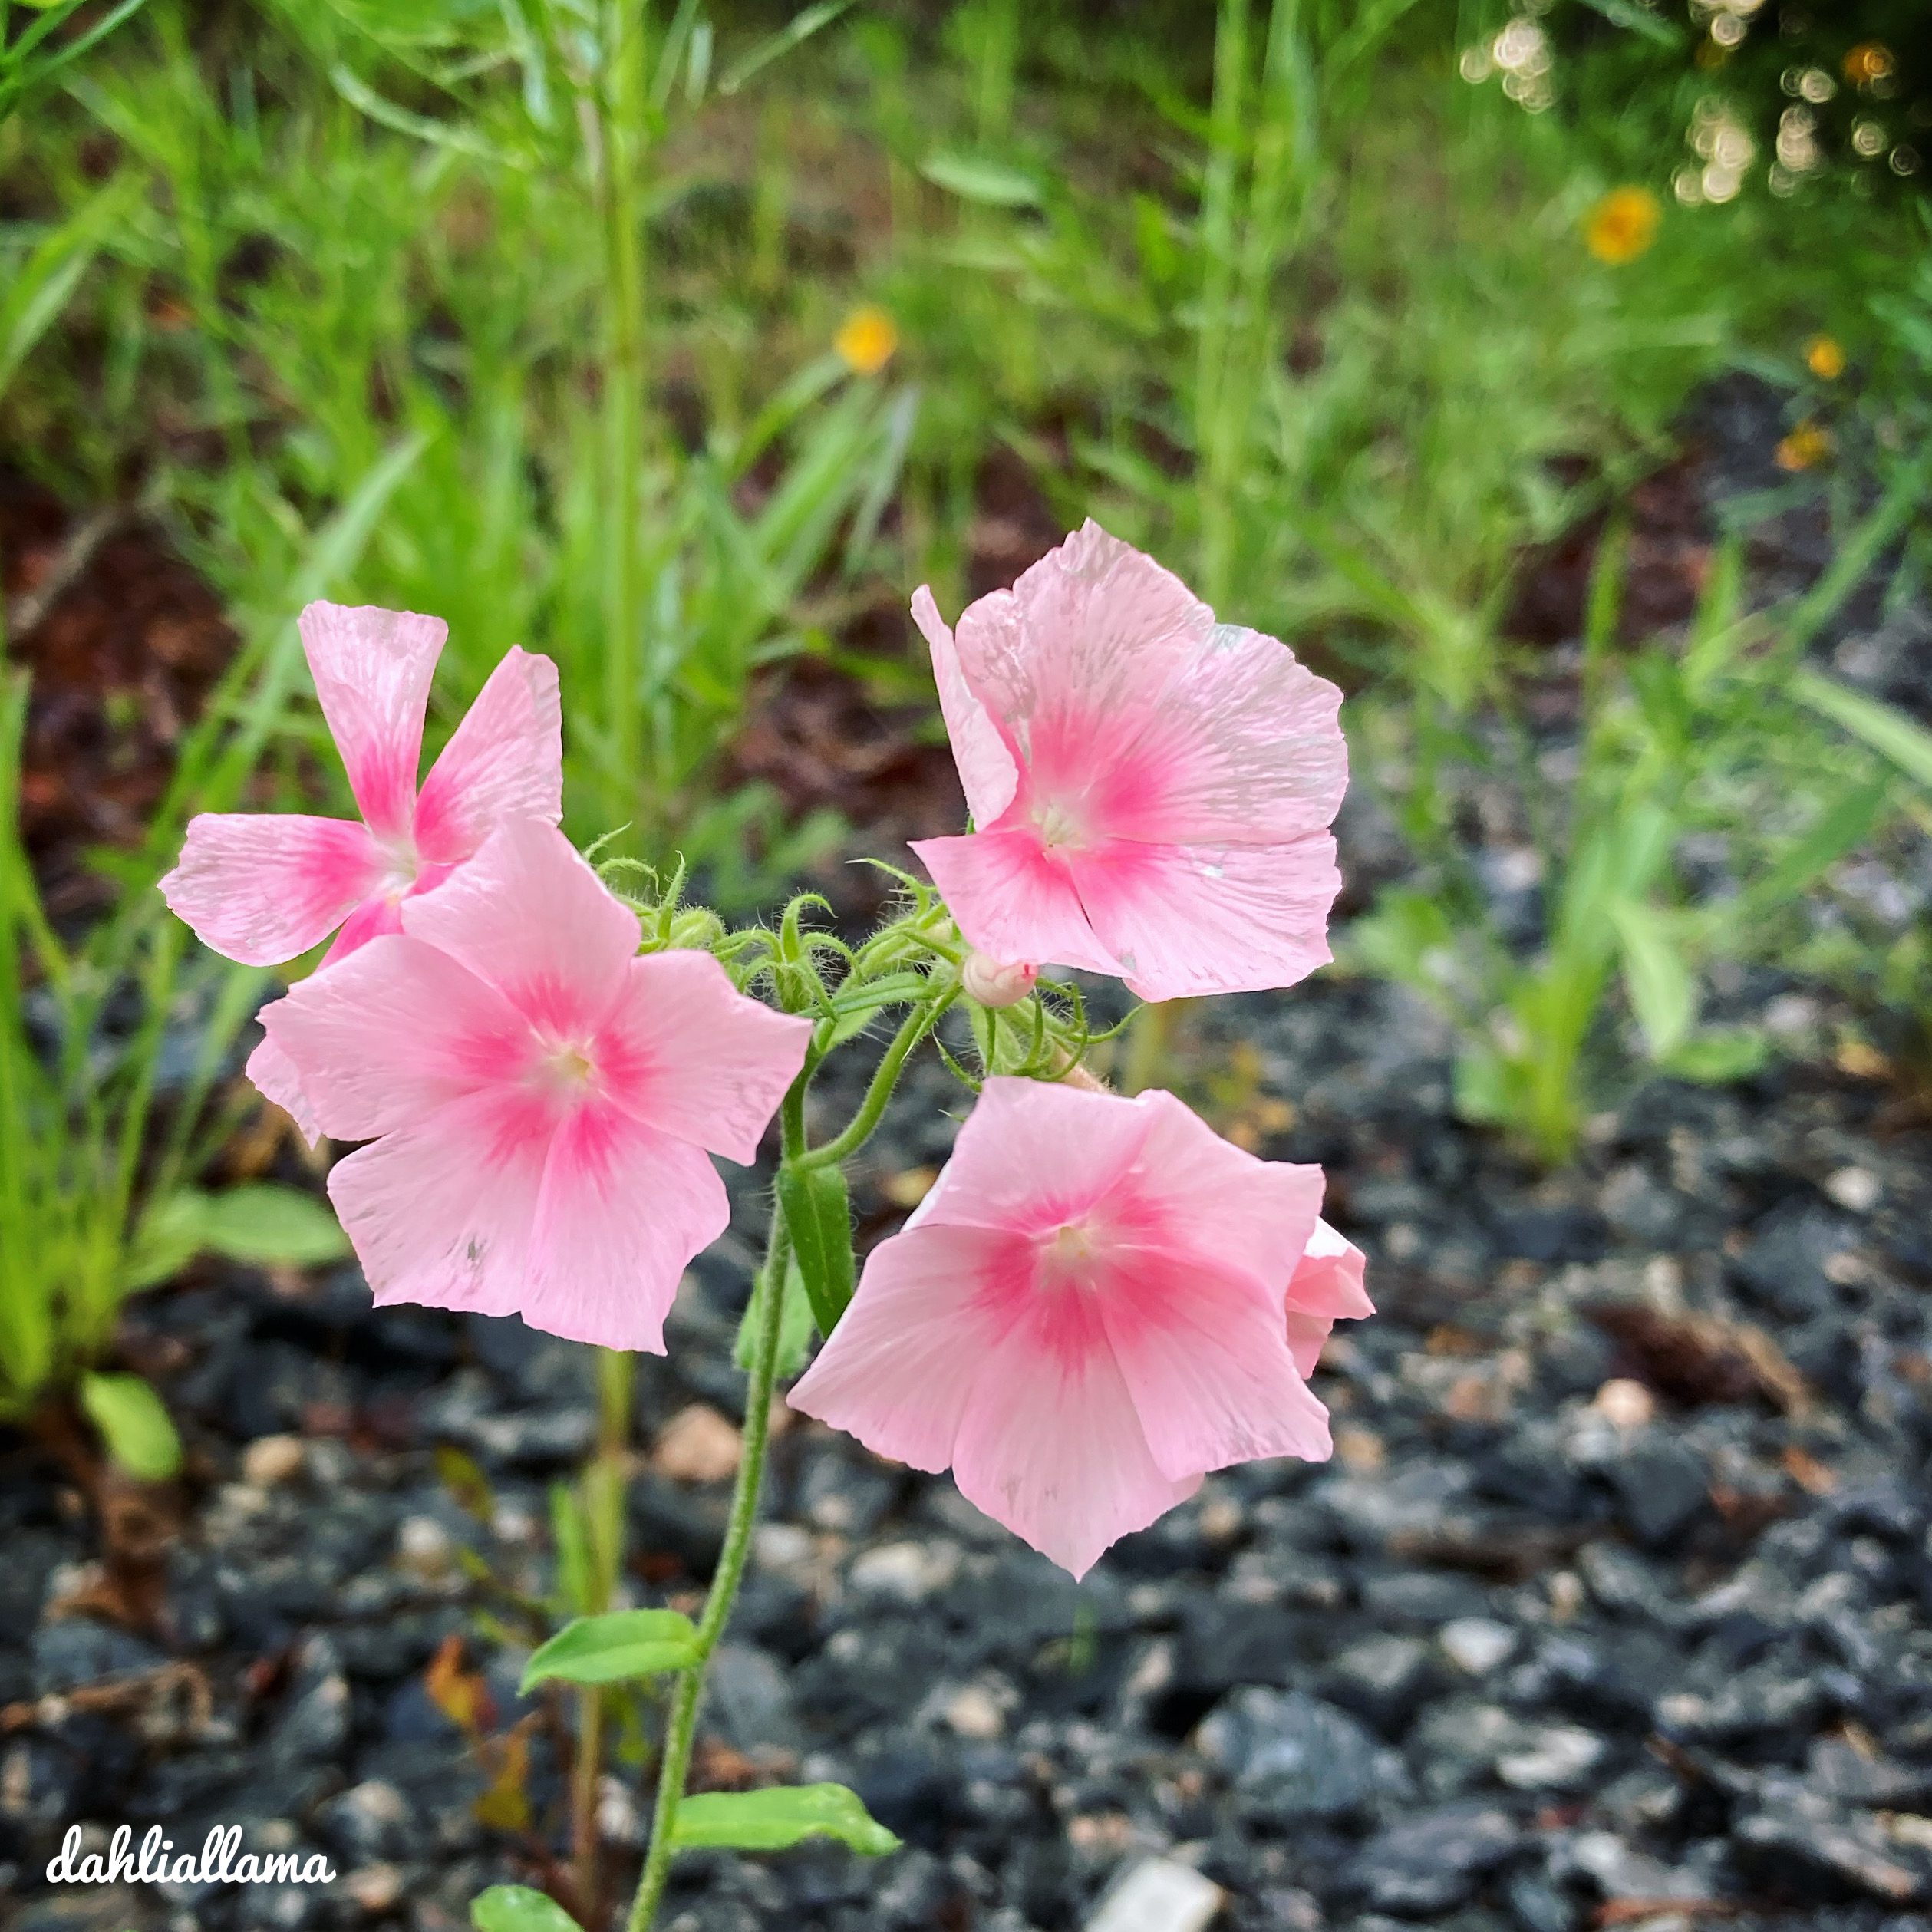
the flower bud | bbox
[961,951,1037,1008]
[667,908,727,951]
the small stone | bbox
[1496,1723,1606,1791]
[345,1864,404,1913]
[242,1436,306,1488]
[654,1404,742,1483]
[1356,1803,1522,1915]
[1196,1688,1395,1823]
[1084,1857,1224,1932]
[1440,1618,1516,1676]
[1324,1634,1431,1729]
[849,1540,959,1604]
[1824,1166,1881,1213]
[1550,1571,1585,1622]
[395,1515,456,1578]
[1591,1378,1655,1429]
[1334,1426,1386,1472]
[941,1683,1007,1741]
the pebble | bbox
[1591,1377,1655,1429]
[653,1404,743,1483]
[1084,1858,1223,1932]
[1825,1165,1881,1212]
[241,1435,306,1488]
[395,1515,457,1579]
[1439,1617,1517,1676]
[849,1539,959,1603]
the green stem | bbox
[623,1126,799,1932]
[802,992,954,1170]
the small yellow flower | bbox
[1805,335,1845,381]
[1775,420,1832,471]
[835,305,899,376]
[1584,186,1662,266]
[1843,42,1894,89]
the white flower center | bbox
[1034,800,1086,852]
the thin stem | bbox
[624,1135,797,1932]
[802,991,954,1170]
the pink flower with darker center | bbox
[789,1076,1368,1578]
[160,602,562,1133]
[909,522,1347,1003]
[259,819,811,1351]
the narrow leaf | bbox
[777,1163,856,1337]
[470,1886,585,1932]
[196,1183,351,1268]
[519,1610,701,1693]
[670,1783,902,1857]
[918,150,1043,207]
[1793,670,1932,792]
[1611,899,1696,1057]
[80,1372,183,1482]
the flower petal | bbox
[1099,624,1347,846]
[913,586,1017,827]
[299,602,444,837]
[789,1222,1024,1472]
[911,829,1119,979]
[952,1325,1197,1579]
[412,646,564,865]
[949,522,1211,806]
[160,813,383,967]
[319,892,404,967]
[245,1027,321,1146]
[596,951,810,1164]
[519,1106,732,1351]
[912,1075,1154,1238]
[400,819,641,1034]
[262,933,529,1142]
[327,1085,555,1320]
[1284,1218,1372,1376]
[1069,832,1340,1001]
[1100,1244,1333,1483]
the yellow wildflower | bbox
[1805,335,1845,381]
[1775,420,1832,471]
[1584,186,1662,266]
[835,305,899,376]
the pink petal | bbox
[1126,1089,1325,1294]
[519,1106,731,1351]
[299,602,444,838]
[1068,832,1340,1001]
[319,892,404,967]
[912,1074,1153,1238]
[595,951,810,1164]
[412,647,564,865]
[400,819,640,1034]
[910,830,1118,979]
[245,1027,320,1146]
[1284,1218,1372,1376]
[327,1084,554,1320]
[951,1324,1197,1579]
[1097,624,1347,846]
[1099,1244,1332,1482]
[948,523,1211,806]
[260,934,528,1142]
[160,813,383,967]
[789,1223,1025,1471]
[913,586,1017,827]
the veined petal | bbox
[327,1084,556,1321]
[262,933,529,1142]
[299,602,443,838]
[911,829,1119,980]
[413,646,564,864]
[245,1027,320,1146]
[160,813,383,967]
[596,951,810,1164]
[401,819,641,1035]
[519,1106,731,1352]
[1070,832,1340,1001]
[952,1325,1196,1580]
[913,586,1017,826]
[789,1223,1025,1472]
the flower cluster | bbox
[165,524,1368,1578]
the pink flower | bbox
[909,523,1347,1003]
[160,602,562,1136]
[1285,1218,1372,1376]
[257,819,811,1351]
[789,1076,1357,1578]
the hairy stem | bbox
[624,1141,797,1932]
[803,991,954,1171]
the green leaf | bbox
[1660,1027,1769,1086]
[670,1783,902,1857]
[123,1192,210,1291]
[470,1886,585,1932]
[717,0,855,96]
[777,1164,856,1338]
[1575,0,1682,45]
[919,150,1043,207]
[519,1610,701,1693]
[1793,670,1932,793]
[1610,899,1696,1057]
[199,1185,351,1268]
[79,1372,183,1482]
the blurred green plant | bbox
[0,0,148,126]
